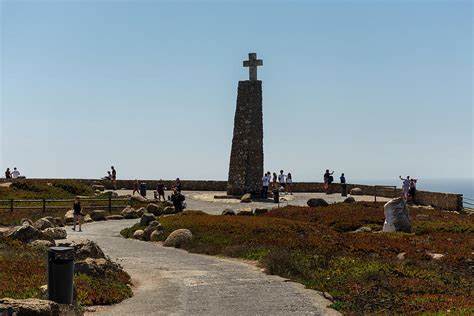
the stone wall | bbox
[227,80,264,196]
[0,178,462,211]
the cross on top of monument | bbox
[243,53,263,81]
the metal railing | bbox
[0,196,132,213]
[373,185,397,202]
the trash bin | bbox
[48,246,75,304]
[272,189,279,203]
[140,182,147,197]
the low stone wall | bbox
[0,178,462,211]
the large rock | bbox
[240,193,252,203]
[133,230,144,240]
[6,225,53,243]
[163,229,193,248]
[350,188,363,195]
[131,194,148,203]
[33,218,55,230]
[43,227,67,240]
[307,198,329,207]
[383,198,412,233]
[163,206,177,215]
[140,213,156,226]
[222,209,236,216]
[121,207,140,219]
[64,210,74,224]
[29,239,56,248]
[150,230,163,242]
[344,196,356,203]
[106,215,124,220]
[60,239,105,261]
[0,298,60,316]
[146,203,164,216]
[90,210,107,221]
[75,258,123,277]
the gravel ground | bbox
[67,219,340,316]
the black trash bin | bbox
[48,246,75,304]
[272,189,280,203]
[140,183,147,197]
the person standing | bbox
[157,179,166,201]
[340,173,347,197]
[175,178,182,193]
[286,173,293,195]
[262,172,270,199]
[5,168,11,179]
[132,179,139,195]
[323,169,334,194]
[278,170,287,194]
[408,178,417,203]
[170,187,185,212]
[111,166,117,190]
[72,197,83,232]
[11,167,20,179]
[399,175,410,200]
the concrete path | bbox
[68,219,339,316]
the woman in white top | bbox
[286,173,293,195]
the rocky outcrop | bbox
[383,198,411,233]
[43,227,67,240]
[0,298,60,316]
[307,198,329,207]
[90,210,107,221]
[163,229,193,248]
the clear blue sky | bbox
[1,0,472,182]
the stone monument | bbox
[227,53,264,196]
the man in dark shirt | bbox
[340,173,347,196]
[111,166,117,190]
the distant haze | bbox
[1,1,472,182]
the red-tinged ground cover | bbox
[0,237,132,306]
[144,204,473,314]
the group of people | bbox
[101,166,117,189]
[261,170,293,198]
[132,177,186,211]
[399,175,417,202]
[323,170,347,195]
[4,167,23,179]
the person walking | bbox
[324,169,334,194]
[286,173,293,195]
[5,168,11,179]
[399,175,410,200]
[340,173,347,196]
[278,170,287,194]
[72,197,83,232]
[262,172,270,199]
[132,179,139,195]
[111,166,117,190]
[157,179,166,201]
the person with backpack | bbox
[170,187,185,212]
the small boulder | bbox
[383,198,411,233]
[43,227,67,240]
[84,214,94,223]
[163,229,193,248]
[222,209,236,216]
[426,252,445,260]
[146,203,163,216]
[307,198,329,207]
[34,218,54,230]
[140,213,156,226]
[143,222,160,241]
[237,210,253,216]
[121,207,140,219]
[6,225,53,243]
[240,193,252,203]
[397,252,406,260]
[352,227,372,233]
[91,184,105,191]
[344,196,356,203]
[90,210,107,221]
[254,208,268,216]
[106,215,124,220]
[20,218,33,226]
[350,188,363,195]
[64,210,74,224]
[131,194,148,203]
[61,239,105,261]
[29,239,56,248]
[163,206,177,214]
[133,230,144,240]
[0,298,60,316]
[150,230,163,241]
[74,258,123,277]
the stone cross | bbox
[243,53,263,81]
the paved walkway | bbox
[68,219,340,316]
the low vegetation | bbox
[124,203,473,314]
[0,237,132,306]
